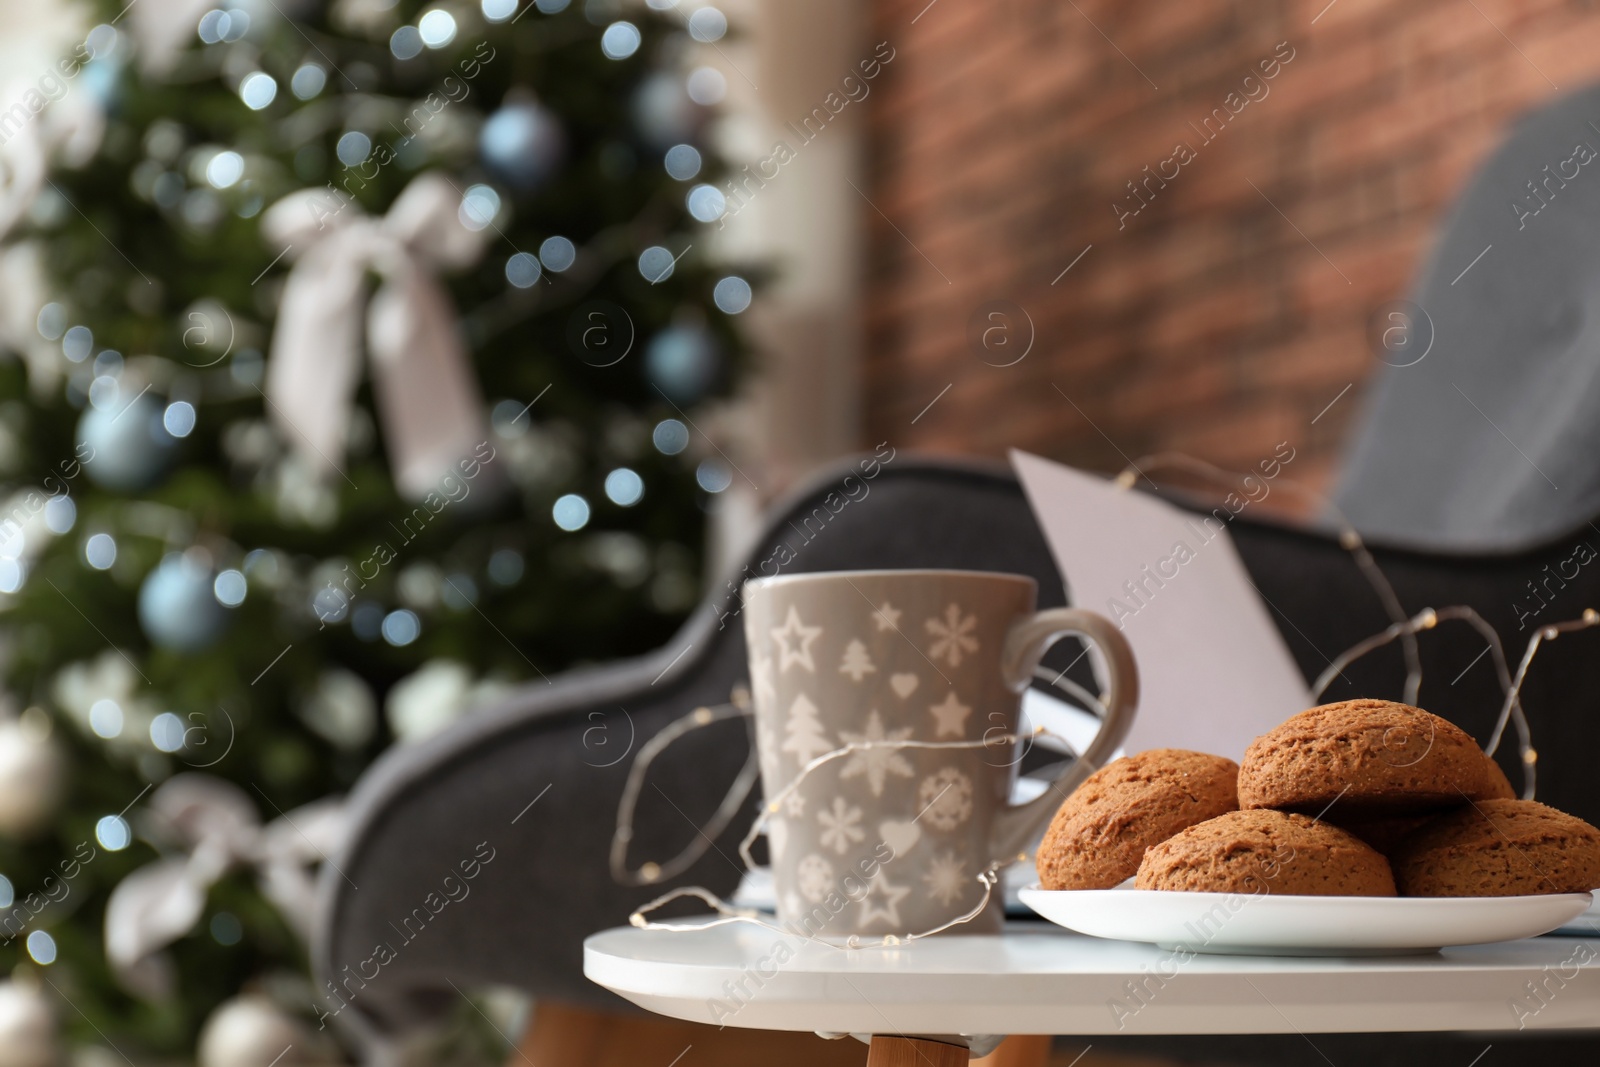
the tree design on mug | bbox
[781,693,833,765]
[838,639,877,682]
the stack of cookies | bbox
[1035,698,1600,898]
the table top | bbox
[584,921,1600,1038]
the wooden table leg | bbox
[866,1035,970,1067]
[972,1036,1050,1067]
[515,1001,870,1067]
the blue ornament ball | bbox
[645,324,720,404]
[77,393,178,491]
[479,101,565,191]
[632,72,700,149]
[139,555,229,653]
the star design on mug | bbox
[858,869,911,928]
[771,606,823,673]
[928,690,971,738]
[872,601,903,632]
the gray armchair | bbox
[314,81,1600,1067]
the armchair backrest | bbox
[1333,81,1600,552]
[314,453,1600,1057]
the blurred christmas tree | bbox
[0,0,750,1060]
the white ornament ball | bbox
[645,324,720,404]
[300,669,377,750]
[632,72,700,149]
[0,981,60,1067]
[77,392,178,491]
[0,721,65,840]
[138,554,229,653]
[386,659,474,744]
[479,101,565,191]
[197,996,317,1067]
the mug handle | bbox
[986,608,1139,865]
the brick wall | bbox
[862,0,1600,506]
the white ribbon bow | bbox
[262,174,492,500]
[0,112,47,247]
[0,72,104,394]
[104,774,345,999]
[128,0,214,77]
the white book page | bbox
[1011,450,1313,760]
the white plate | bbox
[1019,886,1594,956]
[1554,893,1600,936]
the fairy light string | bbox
[609,644,1112,886]
[609,693,760,887]
[615,450,1582,944]
[1114,451,1424,703]
[735,730,1061,871]
[628,872,1003,950]
[625,725,1063,948]
[1307,604,1535,796]
[1491,608,1600,780]
[1112,452,1553,797]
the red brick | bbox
[861,0,1588,479]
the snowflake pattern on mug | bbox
[925,603,979,666]
[817,796,866,854]
[839,710,915,796]
[838,639,877,682]
[797,853,835,903]
[917,766,974,831]
[922,850,968,906]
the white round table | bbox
[585,921,1600,1067]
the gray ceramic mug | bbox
[743,569,1137,938]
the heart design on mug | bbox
[889,673,920,699]
[878,819,921,857]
